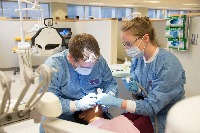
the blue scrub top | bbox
[131,48,185,133]
[43,50,119,115]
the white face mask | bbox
[125,38,146,58]
[75,67,92,75]
[125,45,144,58]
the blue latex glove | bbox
[76,93,97,111]
[96,93,123,108]
[122,76,140,94]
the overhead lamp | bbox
[180,8,192,10]
[123,5,136,7]
[143,1,161,3]
[89,3,105,5]
[182,3,198,6]
[156,7,168,9]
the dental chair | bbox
[0,67,113,133]
[31,18,66,56]
[165,95,200,133]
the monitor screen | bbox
[56,28,71,38]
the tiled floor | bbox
[0,71,40,133]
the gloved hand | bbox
[96,93,123,108]
[76,93,97,111]
[122,76,140,94]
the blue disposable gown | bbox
[131,48,185,133]
[43,50,119,118]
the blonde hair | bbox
[121,17,159,46]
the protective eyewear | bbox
[122,37,140,48]
[74,61,94,69]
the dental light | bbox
[15,0,44,49]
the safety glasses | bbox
[122,37,140,48]
[73,60,95,69]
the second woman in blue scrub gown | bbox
[96,17,186,133]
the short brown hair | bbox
[69,33,100,61]
[121,17,159,46]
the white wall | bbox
[0,20,36,69]
[151,20,168,48]
[170,17,200,97]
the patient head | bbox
[78,105,104,124]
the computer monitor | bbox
[56,28,72,38]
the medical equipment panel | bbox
[56,28,72,49]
